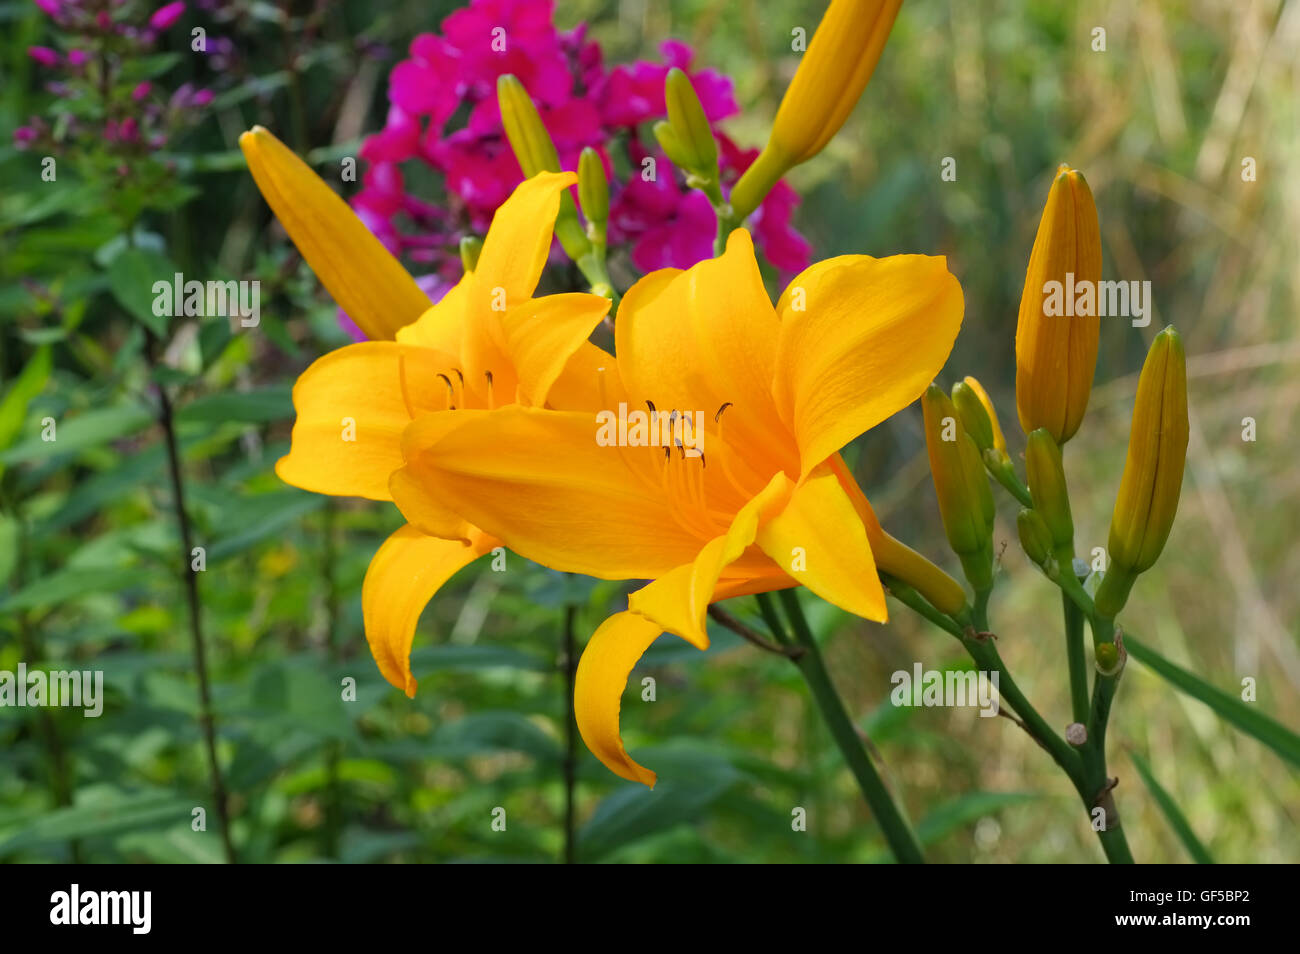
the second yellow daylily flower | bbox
[240,126,611,697]
[390,231,964,784]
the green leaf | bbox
[428,712,562,763]
[105,246,178,336]
[1125,633,1300,769]
[205,492,322,560]
[0,346,52,454]
[0,790,193,853]
[0,566,143,614]
[177,386,293,425]
[1128,750,1214,864]
[407,644,552,675]
[0,404,153,465]
[578,749,741,861]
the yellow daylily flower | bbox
[391,230,964,783]
[240,126,611,696]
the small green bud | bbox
[1095,641,1120,675]
[662,67,718,176]
[458,236,483,273]
[577,146,608,230]
[952,381,995,453]
[1025,428,1074,563]
[1016,509,1054,571]
[923,385,994,589]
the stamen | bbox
[436,373,457,410]
[484,370,495,410]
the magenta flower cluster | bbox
[15,0,210,159]
[353,0,810,282]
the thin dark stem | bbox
[146,335,236,864]
[707,604,802,657]
[562,603,578,865]
[321,501,343,859]
[768,590,926,864]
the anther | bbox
[714,402,733,422]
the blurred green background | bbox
[1,0,1296,863]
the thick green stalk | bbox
[1062,591,1090,725]
[760,590,925,864]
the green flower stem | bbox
[758,590,926,864]
[1062,591,1090,725]
[987,456,1033,507]
[887,580,1139,862]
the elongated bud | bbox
[659,67,717,176]
[497,74,589,263]
[952,380,995,453]
[730,0,902,220]
[1025,428,1074,563]
[459,236,482,273]
[498,74,560,177]
[238,126,430,340]
[1095,327,1189,617]
[1015,164,1102,443]
[1016,509,1054,571]
[577,146,608,230]
[961,376,1006,454]
[923,385,994,589]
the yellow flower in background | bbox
[1015,164,1102,443]
[730,0,903,218]
[240,126,611,696]
[391,230,964,784]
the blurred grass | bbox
[1,0,1297,862]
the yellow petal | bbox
[773,253,964,476]
[239,126,430,340]
[394,407,704,578]
[472,170,578,310]
[628,472,791,648]
[275,341,457,501]
[575,611,678,787]
[615,230,795,471]
[755,467,887,622]
[362,524,499,697]
[395,276,471,356]
[500,293,611,406]
[544,340,629,412]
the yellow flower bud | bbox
[1015,164,1102,443]
[497,74,589,261]
[961,375,1006,455]
[923,385,994,589]
[1094,327,1189,618]
[1025,428,1074,563]
[730,0,902,219]
[1016,509,1054,571]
